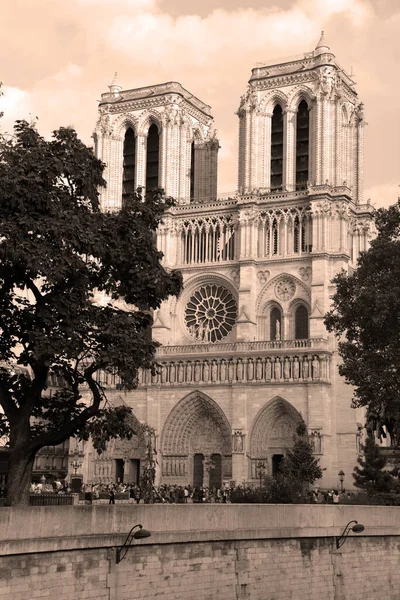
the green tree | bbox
[325,201,400,443]
[280,420,323,489]
[0,121,182,505]
[353,435,398,495]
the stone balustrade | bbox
[137,353,330,386]
[157,338,328,357]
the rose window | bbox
[185,284,237,343]
[275,278,296,301]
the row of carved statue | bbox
[137,354,330,385]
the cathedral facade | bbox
[78,33,374,491]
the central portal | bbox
[161,391,232,487]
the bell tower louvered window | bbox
[146,123,159,192]
[122,127,136,204]
[295,100,309,190]
[270,105,283,191]
[190,141,196,201]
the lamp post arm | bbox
[335,520,358,549]
[116,524,142,564]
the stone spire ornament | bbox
[108,72,122,97]
[314,31,330,55]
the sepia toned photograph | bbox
[0,1,399,598]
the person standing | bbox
[109,486,116,505]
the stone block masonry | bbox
[1,505,400,599]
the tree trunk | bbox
[5,450,36,506]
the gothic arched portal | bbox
[91,400,146,485]
[249,397,302,479]
[161,391,232,487]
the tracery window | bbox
[180,216,235,264]
[271,105,284,191]
[185,284,237,343]
[122,127,136,204]
[295,100,309,190]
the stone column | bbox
[135,134,147,189]
[283,108,297,191]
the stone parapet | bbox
[1,505,400,557]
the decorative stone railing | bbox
[157,338,329,357]
[137,353,330,386]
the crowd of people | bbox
[81,482,231,504]
[30,477,353,505]
[312,489,350,504]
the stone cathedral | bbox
[75,33,375,491]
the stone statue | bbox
[186,361,192,382]
[237,359,243,381]
[310,431,322,454]
[233,431,244,453]
[275,319,281,341]
[293,357,300,380]
[169,362,176,384]
[274,358,281,381]
[302,356,309,380]
[284,358,290,380]
[178,362,184,383]
[151,368,159,384]
[194,361,201,382]
[256,358,263,380]
[203,360,209,382]
[247,358,254,381]
[227,359,234,381]
[161,363,168,383]
[220,360,226,381]
[211,360,218,382]
[265,358,271,380]
[312,356,320,380]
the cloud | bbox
[0,0,398,208]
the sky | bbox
[0,0,399,207]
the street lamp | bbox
[116,524,152,564]
[257,461,266,489]
[338,470,345,492]
[336,520,365,549]
[70,456,82,476]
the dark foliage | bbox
[353,435,399,495]
[0,121,182,504]
[325,201,400,443]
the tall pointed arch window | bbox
[295,100,309,190]
[190,141,196,201]
[295,305,309,339]
[270,307,282,341]
[122,127,136,204]
[272,219,279,255]
[146,123,160,192]
[270,105,283,191]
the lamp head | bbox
[133,527,152,540]
[352,523,365,533]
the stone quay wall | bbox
[1,504,400,600]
